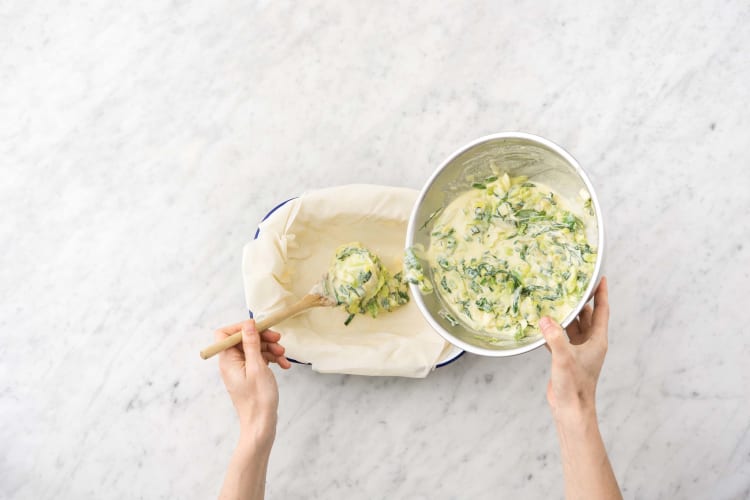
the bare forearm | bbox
[218,439,272,500]
[555,408,622,500]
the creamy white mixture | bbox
[410,173,597,342]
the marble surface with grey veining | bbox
[2,1,749,498]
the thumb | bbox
[540,317,569,358]
[240,320,262,363]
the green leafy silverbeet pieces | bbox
[326,242,411,326]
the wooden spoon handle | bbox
[199,294,333,360]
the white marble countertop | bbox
[2,1,749,499]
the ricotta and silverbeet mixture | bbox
[407,173,597,342]
[323,242,410,325]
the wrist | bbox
[552,402,598,433]
[238,419,277,453]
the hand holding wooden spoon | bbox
[200,292,335,359]
[200,242,385,360]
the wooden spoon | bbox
[200,242,388,360]
[199,292,335,359]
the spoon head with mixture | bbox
[319,242,385,311]
[318,242,411,325]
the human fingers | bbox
[214,328,244,366]
[591,277,610,341]
[261,342,286,357]
[240,320,264,368]
[260,351,289,365]
[261,351,277,364]
[566,318,585,345]
[277,355,291,369]
[261,351,292,369]
[260,329,282,343]
[540,317,572,362]
[579,304,593,331]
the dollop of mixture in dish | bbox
[323,242,410,325]
[408,173,597,342]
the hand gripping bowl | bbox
[406,132,605,357]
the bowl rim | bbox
[405,131,606,357]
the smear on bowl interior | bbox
[406,173,597,342]
[323,242,410,325]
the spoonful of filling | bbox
[321,242,410,325]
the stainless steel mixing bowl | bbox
[406,132,605,357]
